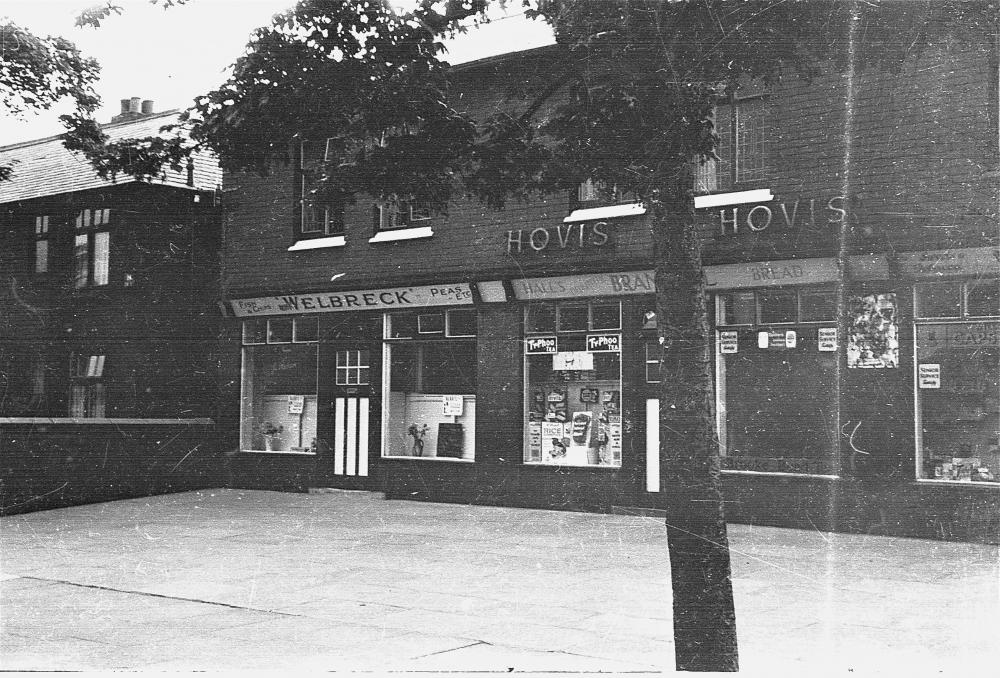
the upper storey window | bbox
[294,138,345,247]
[34,216,49,274]
[73,208,111,288]
[696,96,768,194]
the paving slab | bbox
[1,488,998,674]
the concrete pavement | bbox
[1,489,997,674]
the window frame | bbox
[34,215,49,274]
[716,286,837,327]
[69,352,106,418]
[915,280,1000,320]
[696,94,769,194]
[73,208,112,289]
[295,138,345,243]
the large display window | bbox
[915,280,999,483]
[382,309,477,460]
[240,317,319,452]
[715,287,839,474]
[523,301,623,467]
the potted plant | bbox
[259,421,284,451]
[407,423,428,456]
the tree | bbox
[27,0,998,671]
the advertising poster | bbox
[918,364,941,389]
[541,422,566,461]
[818,327,837,351]
[553,351,595,371]
[442,394,464,416]
[287,395,305,414]
[527,423,543,461]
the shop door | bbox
[327,346,376,488]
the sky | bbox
[1,0,554,145]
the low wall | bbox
[0,419,225,515]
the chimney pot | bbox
[141,100,154,115]
[129,97,141,113]
[120,99,130,114]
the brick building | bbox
[220,44,999,542]
[0,99,225,513]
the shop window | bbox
[240,319,319,453]
[715,290,838,474]
[34,216,49,274]
[575,179,636,207]
[524,302,623,467]
[70,354,106,417]
[847,293,898,369]
[916,321,999,483]
[967,279,1000,317]
[383,311,477,460]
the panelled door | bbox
[328,345,376,488]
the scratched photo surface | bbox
[1,1,998,674]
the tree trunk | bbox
[652,174,738,672]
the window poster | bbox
[541,422,566,461]
[720,330,739,354]
[442,394,464,416]
[528,422,542,460]
[818,327,837,351]
[918,364,941,389]
[553,351,595,371]
[848,293,899,368]
[287,395,305,414]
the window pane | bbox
[93,232,110,285]
[525,304,556,333]
[243,319,267,344]
[718,292,755,325]
[241,344,318,452]
[799,289,836,322]
[916,282,962,318]
[758,290,797,324]
[74,234,88,288]
[388,312,416,338]
[557,305,588,332]
[35,240,48,273]
[591,303,621,330]
[266,318,292,343]
[645,340,661,383]
[293,317,319,342]
[736,100,766,182]
[446,309,477,337]
[967,279,999,318]
[417,313,445,334]
[385,342,476,459]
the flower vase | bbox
[411,439,424,457]
[264,437,274,452]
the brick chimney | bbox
[110,97,155,123]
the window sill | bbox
[563,203,645,223]
[721,469,840,480]
[693,189,774,210]
[0,417,214,425]
[524,462,622,470]
[914,478,999,488]
[238,449,317,456]
[368,226,434,243]
[382,455,474,463]
[288,235,346,251]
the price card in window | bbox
[918,364,941,389]
[287,395,305,414]
[719,331,738,354]
[442,394,464,416]
[818,328,837,352]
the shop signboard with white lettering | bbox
[918,364,941,389]
[229,283,474,317]
[586,334,621,352]
[898,247,1000,279]
[525,337,558,354]
[512,270,655,300]
[719,331,739,354]
[818,328,838,352]
[553,351,594,371]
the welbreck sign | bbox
[229,283,473,317]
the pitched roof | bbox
[0,111,223,204]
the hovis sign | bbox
[229,283,473,317]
